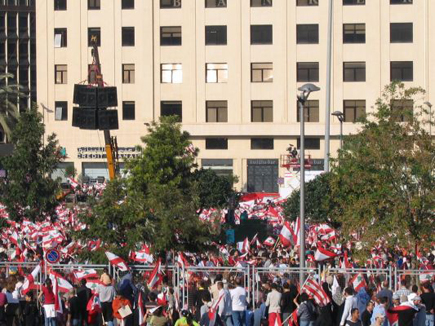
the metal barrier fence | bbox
[326,266,393,290]
[394,269,435,291]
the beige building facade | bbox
[36,0,434,191]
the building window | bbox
[343,24,365,43]
[251,63,273,82]
[251,101,273,122]
[297,24,319,44]
[160,0,181,8]
[205,0,227,8]
[391,100,413,122]
[391,61,413,81]
[343,100,366,122]
[160,26,182,46]
[251,138,274,150]
[343,0,365,4]
[205,26,227,45]
[251,0,272,7]
[55,65,67,84]
[88,27,101,47]
[206,101,228,122]
[55,101,67,121]
[54,0,66,10]
[206,138,228,150]
[122,27,135,46]
[297,100,319,122]
[206,63,228,83]
[122,0,134,9]
[343,62,366,82]
[390,0,412,4]
[88,0,100,10]
[390,23,413,43]
[202,159,233,177]
[122,64,135,84]
[251,25,273,45]
[54,28,67,48]
[297,62,319,82]
[161,101,182,121]
[122,101,135,120]
[161,63,182,83]
[297,0,319,6]
[297,137,320,150]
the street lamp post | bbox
[332,111,344,149]
[297,83,320,286]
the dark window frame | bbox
[297,137,320,150]
[55,64,67,84]
[160,0,182,8]
[205,138,228,150]
[391,99,413,122]
[343,0,365,4]
[251,100,273,122]
[206,63,228,83]
[250,25,273,45]
[88,27,101,47]
[88,0,100,10]
[390,23,413,43]
[122,64,135,84]
[122,101,135,120]
[161,101,182,121]
[343,23,366,44]
[390,0,412,4]
[251,63,273,83]
[122,27,135,46]
[205,0,227,8]
[296,100,319,122]
[54,28,67,47]
[390,61,413,82]
[205,25,227,45]
[122,0,134,9]
[161,63,182,84]
[296,0,319,6]
[55,101,68,121]
[160,26,182,46]
[297,24,319,44]
[54,0,67,11]
[343,62,366,82]
[343,100,366,122]
[297,62,319,82]
[251,138,274,150]
[206,100,228,123]
[250,0,272,7]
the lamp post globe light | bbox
[297,83,320,286]
[332,111,344,150]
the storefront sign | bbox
[77,147,139,160]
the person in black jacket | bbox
[281,282,298,326]
[22,292,38,326]
[360,301,374,326]
[77,280,91,326]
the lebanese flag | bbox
[242,237,250,253]
[419,272,434,283]
[387,303,418,326]
[85,279,104,292]
[74,269,99,281]
[255,239,263,249]
[350,273,367,292]
[9,230,19,246]
[147,259,162,289]
[274,314,283,326]
[177,252,189,270]
[49,271,73,293]
[264,237,276,247]
[67,177,79,189]
[87,294,102,314]
[51,276,63,313]
[288,309,298,326]
[138,292,145,326]
[292,217,300,246]
[130,250,153,264]
[105,251,129,271]
[314,244,338,262]
[208,290,225,326]
[22,264,41,294]
[279,221,293,247]
[301,275,330,306]
[341,251,352,269]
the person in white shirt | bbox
[341,287,358,326]
[229,278,247,326]
[266,283,282,326]
[217,281,233,326]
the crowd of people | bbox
[0,263,433,326]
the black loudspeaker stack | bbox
[72,84,119,130]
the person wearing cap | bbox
[411,295,425,326]
[387,294,419,326]
[371,313,386,326]
[392,294,401,307]
[420,283,434,326]
[370,297,388,326]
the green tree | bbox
[330,82,435,256]
[283,173,340,227]
[192,168,237,210]
[0,73,25,141]
[0,107,63,222]
[77,116,221,259]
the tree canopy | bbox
[0,73,25,141]
[0,107,62,222]
[330,82,435,255]
[78,116,235,260]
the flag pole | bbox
[272,237,280,251]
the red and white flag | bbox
[86,294,102,314]
[67,177,79,189]
[340,251,352,269]
[350,273,367,292]
[105,251,129,271]
[74,269,98,281]
[138,292,145,326]
[263,237,276,247]
[51,275,63,313]
[49,271,73,293]
[147,259,162,289]
[130,250,153,264]
[288,309,298,326]
[208,290,225,326]
[314,245,338,262]
[292,217,301,246]
[177,252,189,270]
[301,275,330,306]
[22,264,41,294]
[85,279,104,292]
[279,222,293,247]
[241,237,250,253]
